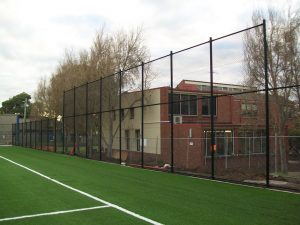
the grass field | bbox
[0,146,299,225]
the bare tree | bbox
[244,8,300,173]
[33,27,154,158]
[30,77,52,118]
[89,27,153,158]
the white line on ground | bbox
[0,205,110,222]
[0,155,163,225]
[189,175,300,195]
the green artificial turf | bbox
[0,146,299,225]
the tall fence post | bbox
[40,119,42,150]
[86,82,89,158]
[25,122,27,147]
[30,121,32,148]
[47,118,49,151]
[14,124,16,145]
[62,91,65,153]
[34,120,36,149]
[119,70,122,164]
[99,78,103,161]
[170,51,174,173]
[73,86,76,155]
[16,119,19,145]
[54,117,57,152]
[141,62,145,168]
[11,124,13,145]
[263,19,270,187]
[210,37,215,179]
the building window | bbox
[130,108,134,119]
[238,130,265,154]
[168,93,197,115]
[204,130,233,156]
[241,103,257,116]
[202,97,216,116]
[135,129,140,151]
[125,130,130,150]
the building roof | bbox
[176,80,254,93]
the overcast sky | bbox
[0,0,299,106]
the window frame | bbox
[202,96,217,116]
[241,103,258,117]
[130,108,134,119]
[168,93,198,116]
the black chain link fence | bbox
[12,21,300,191]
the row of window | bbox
[123,129,266,155]
[204,129,266,156]
[169,93,258,117]
[111,94,258,119]
[168,94,216,116]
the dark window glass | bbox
[130,108,134,119]
[169,94,180,115]
[190,95,197,115]
[202,97,216,116]
[204,130,233,156]
[168,93,197,115]
[181,95,189,115]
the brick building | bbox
[103,79,282,177]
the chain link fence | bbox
[13,21,300,191]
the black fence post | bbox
[62,91,65,153]
[210,37,215,180]
[40,119,42,150]
[47,118,49,151]
[15,123,16,145]
[86,82,88,158]
[34,120,37,149]
[263,19,270,187]
[21,122,23,147]
[25,122,27,147]
[73,86,76,155]
[170,51,174,173]
[27,122,29,147]
[11,124,14,145]
[141,62,145,168]
[99,78,103,161]
[54,118,57,152]
[16,122,18,146]
[119,70,122,164]
[30,121,32,148]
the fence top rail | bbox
[212,23,263,42]
[63,23,264,93]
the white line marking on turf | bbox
[0,156,163,225]
[189,175,300,195]
[0,205,110,222]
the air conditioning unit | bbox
[173,116,182,124]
